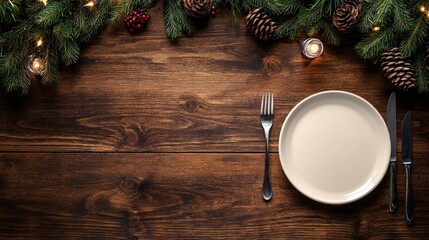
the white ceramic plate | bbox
[279,91,390,204]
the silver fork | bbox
[260,93,273,201]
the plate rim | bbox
[278,90,390,204]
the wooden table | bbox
[1,5,428,239]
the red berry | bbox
[137,24,141,29]
[211,5,216,10]
[211,11,215,16]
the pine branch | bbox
[281,0,309,15]
[413,49,429,93]
[319,19,341,45]
[41,46,59,86]
[355,27,395,62]
[244,0,284,15]
[76,0,115,43]
[222,0,242,19]
[53,20,80,66]
[163,0,194,39]
[0,0,20,25]
[35,1,65,28]
[400,16,429,58]
[391,0,412,33]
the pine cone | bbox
[183,0,212,18]
[380,47,416,91]
[246,8,276,41]
[333,0,362,32]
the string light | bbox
[28,55,44,76]
[419,5,429,19]
[84,0,98,8]
[38,0,47,5]
[36,38,43,47]
[84,1,94,7]
[372,26,381,32]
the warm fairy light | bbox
[28,55,44,76]
[420,5,426,12]
[301,38,323,59]
[32,60,41,71]
[36,38,43,47]
[373,26,381,32]
[39,0,47,5]
[84,1,95,7]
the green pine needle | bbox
[0,0,20,25]
[413,49,429,93]
[35,2,65,28]
[163,0,194,39]
[355,28,395,63]
[400,16,429,58]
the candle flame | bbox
[308,43,320,55]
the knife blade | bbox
[387,92,397,213]
[402,111,414,225]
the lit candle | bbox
[301,38,323,59]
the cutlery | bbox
[402,111,414,225]
[387,92,397,212]
[261,93,273,201]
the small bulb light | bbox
[28,55,45,76]
[373,26,381,32]
[420,5,426,12]
[84,1,95,7]
[36,39,43,47]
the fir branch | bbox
[109,0,155,24]
[76,0,115,43]
[413,49,429,93]
[391,0,412,33]
[35,1,65,28]
[244,0,284,15]
[281,0,309,15]
[355,27,395,62]
[222,0,241,19]
[319,19,341,45]
[0,0,20,25]
[53,20,80,66]
[163,0,194,39]
[0,51,30,94]
[41,46,59,85]
[400,16,429,58]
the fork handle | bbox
[262,130,272,201]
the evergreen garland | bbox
[1,0,429,94]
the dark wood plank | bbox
[1,7,428,153]
[0,153,428,239]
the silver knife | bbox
[402,111,414,225]
[387,92,397,212]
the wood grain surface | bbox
[1,3,429,239]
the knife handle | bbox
[389,162,397,212]
[405,164,414,225]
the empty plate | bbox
[279,91,390,204]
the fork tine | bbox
[260,94,264,115]
[266,93,270,115]
[271,93,274,115]
[264,93,268,115]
